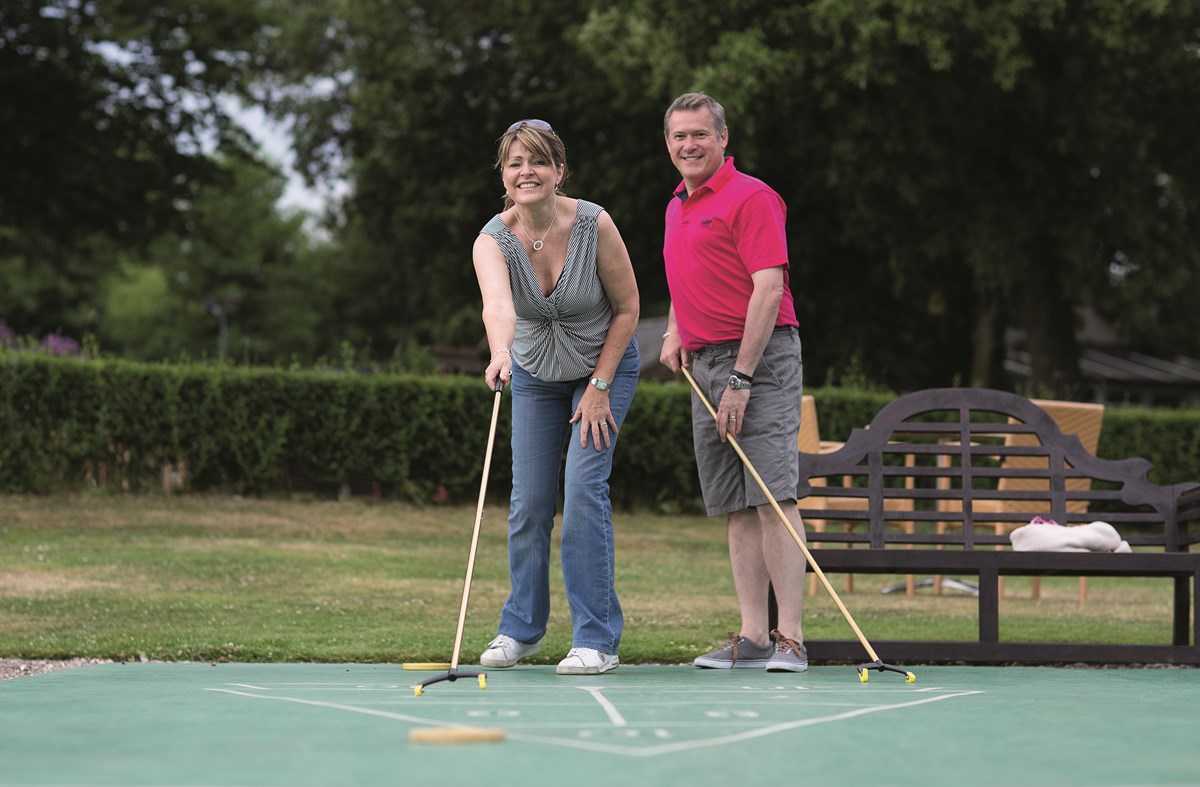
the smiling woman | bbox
[470,117,642,676]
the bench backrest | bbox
[796,388,1198,551]
[1000,399,1105,516]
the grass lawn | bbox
[0,494,1183,665]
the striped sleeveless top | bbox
[481,200,613,382]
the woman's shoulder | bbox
[481,212,511,236]
[574,198,605,219]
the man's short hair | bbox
[664,92,727,136]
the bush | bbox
[2,351,1198,505]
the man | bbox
[659,92,808,671]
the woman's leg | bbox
[560,339,640,653]
[498,362,572,643]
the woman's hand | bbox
[570,386,617,451]
[485,352,510,392]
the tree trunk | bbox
[1020,256,1084,400]
[970,271,1000,389]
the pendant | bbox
[532,240,543,251]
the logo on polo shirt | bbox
[699,218,713,229]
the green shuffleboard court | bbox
[1,662,1197,786]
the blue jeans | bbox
[498,337,639,654]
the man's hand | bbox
[717,387,750,442]
[659,332,687,373]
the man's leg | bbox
[727,507,771,647]
[758,502,806,643]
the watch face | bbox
[728,374,750,390]
[590,377,609,391]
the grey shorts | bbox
[691,326,803,516]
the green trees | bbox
[273,0,672,354]
[99,157,326,363]
[4,1,1198,395]
[578,1,1200,393]
[271,0,1200,394]
[0,0,284,339]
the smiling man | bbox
[658,92,809,673]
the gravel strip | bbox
[0,658,113,680]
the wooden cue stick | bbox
[680,365,882,664]
[449,384,504,671]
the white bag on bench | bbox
[1009,520,1132,553]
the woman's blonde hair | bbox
[494,122,569,209]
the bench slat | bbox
[795,387,1200,665]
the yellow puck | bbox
[409,727,506,745]
[402,662,452,671]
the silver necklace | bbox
[515,196,559,252]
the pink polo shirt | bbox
[663,157,797,351]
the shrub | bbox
[2,351,1198,505]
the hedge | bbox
[3,352,1198,509]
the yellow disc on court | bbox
[402,662,452,671]
[409,727,506,745]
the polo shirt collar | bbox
[673,156,736,202]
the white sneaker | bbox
[479,634,541,668]
[555,647,619,675]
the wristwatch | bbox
[727,371,753,390]
[589,376,610,392]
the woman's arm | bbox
[472,232,517,390]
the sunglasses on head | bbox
[506,118,555,134]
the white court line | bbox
[511,690,985,757]
[222,686,948,696]
[218,680,948,695]
[205,688,474,730]
[220,684,402,690]
[578,686,627,727]
[207,684,984,758]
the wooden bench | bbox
[795,387,1200,665]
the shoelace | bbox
[770,629,804,656]
[720,632,742,664]
[565,648,606,663]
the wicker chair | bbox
[798,395,917,595]
[935,399,1105,601]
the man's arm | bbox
[716,266,785,440]
[659,302,687,373]
[733,266,786,377]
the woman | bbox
[472,119,640,675]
